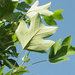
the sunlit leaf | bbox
[12,65,29,75]
[0,65,5,73]
[25,58,31,62]
[49,35,73,64]
[44,9,63,25]
[25,0,34,4]
[12,34,17,42]
[16,13,57,53]
[49,39,61,58]
[0,23,4,27]
[0,65,5,75]
[50,57,69,64]
[52,9,64,20]
[67,46,75,55]
[61,35,71,48]
[12,69,29,75]
[26,1,53,18]
[49,46,69,63]
[5,70,12,75]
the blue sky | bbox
[4,0,75,75]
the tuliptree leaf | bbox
[12,69,29,75]
[61,35,75,55]
[5,70,12,75]
[49,39,61,58]
[0,65,5,73]
[49,45,69,64]
[44,16,57,25]
[3,58,19,68]
[61,35,71,48]
[16,2,30,12]
[25,0,34,4]
[67,46,75,55]
[0,65,5,75]
[15,13,58,53]
[53,9,64,20]
[25,58,31,62]
[3,12,21,22]
[12,34,17,42]
[44,9,63,25]
[0,23,4,27]
[0,0,19,21]
[26,1,53,18]
[50,57,69,64]
[12,65,29,75]
[49,35,73,64]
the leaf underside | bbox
[16,13,58,53]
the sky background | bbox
[4,0,75,75]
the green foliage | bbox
[26,1,53,18]
[0,0,74,75]
[0,0,19,21]
[49,35,74,64]
[5,70,12,75]
[0,65,5,74]
[15,13,57,53]
[25,0,34,4]
[11,65,29,75]
[16,2,30,12]
[44,9,63,25]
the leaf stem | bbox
[27,59,49,67]
[11,48,24,74]
[21,51,30,66]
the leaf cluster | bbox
[0,0,74,75]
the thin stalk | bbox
[11,48,24,74]
[27,59,50,67]
[21,51,30,66]
[21,50,27,66]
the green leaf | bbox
[44,16,57,25]
[2,0,18,13]
[16,13,58,53]
[0,0,19,20]
[25,0,34,4]
[49,39,61,58]
[12,65,29,75]
[61,35,71,48]
[49,35,73,64]
[26,1,53,18]
[3,12,21,22]
[5,70,12,75]
[7,59,19,68]
[67,46,75,55]
[0,23,4,27]
[50,57,69,64]
[43,9,63,25]
[25,58,31,62]
[0,65,5,73]
[3,45,15,52]
[12,69,29,75]
[12,34,17,42]
[55,46,68,57]
[3,58,19,68]
[49,46,69,63]
[52,9,64,20]
[16,2,30,12]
